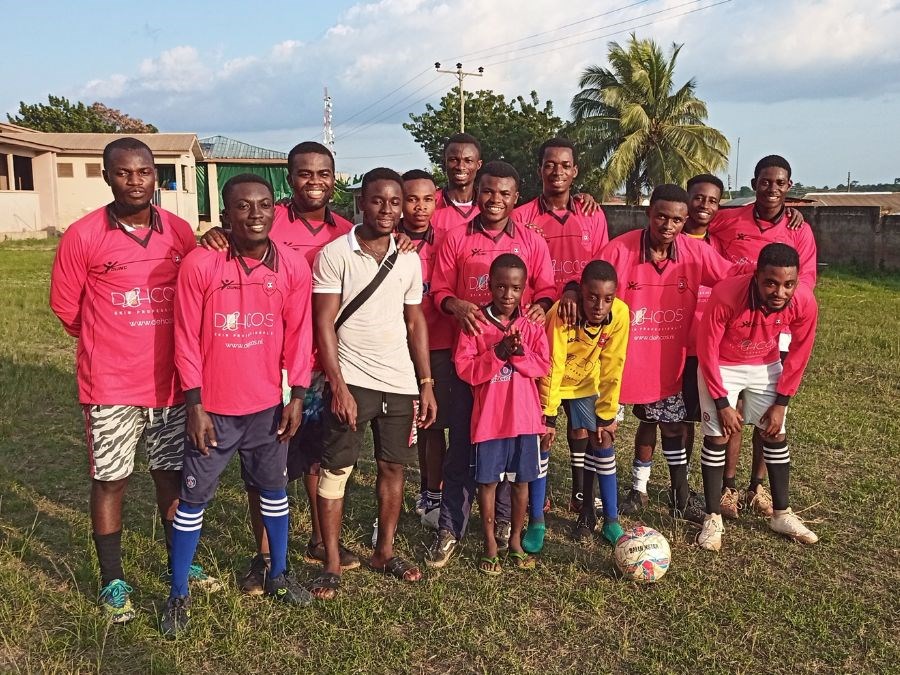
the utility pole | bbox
[323,87,335,157]
[434,62,484,133]
[847,171,851,192]
[734,136,741,192]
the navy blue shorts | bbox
[181,404,288,504]
[474,435,540,484]
[562,395,599,431]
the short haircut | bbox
[361,167,403,195]
[401,169,435,183]
[478,160,520,189]
[649,183,689,206]
[490,253,527,279]
[103,137,153,169]
[686,173,724,194]
[443,132,482,156]
[757,242,800,270]
[537,137,578,166]
[222,173,274,205]
[581,259,617,286]
[287,141,334,172]
[754,154,792,179]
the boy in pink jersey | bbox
[601,184,739,524]
[708,155,816,516]
[199,142,360,589]
[162,174,313,635]
[513,137,609,515]
[454,254,550,574]
[696,243,819,552]
[399,170,455,528]
[50,138,210,624]
[425,161,556,569]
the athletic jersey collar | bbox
[538,195,577,215]
[481,303,521,331]
[439,187,478,220]
[640,228,679,263]
[467,215,516,242]
[105,204,163,248]
[397,220,434,246]
[227,237,279,275]
[752,203,786,231]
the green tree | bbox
[567,35,729,204]
[404,88,562,200]
[8,95,157,133]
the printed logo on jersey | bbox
[490,363,514,384]
[185,475,197,489]
[214,311,276,331]
[469,274,490,292]
[630,307,685,326]
[111,286,176,308]
[263,274,278,296]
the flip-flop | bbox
[304,572,341,600]
[479,555,503,576]
[303,540,362,571]
[508,551,536,570]
[370,556,423,582]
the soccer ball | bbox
[613,525,671,582]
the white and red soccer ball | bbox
[613,525,671,582]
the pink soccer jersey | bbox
[433,188,480,230]
[430,218,557,347]
[454,308,550,443]
[697,274,818,401]
[174,241,312,416]
[397,221,454,351]
[512,196,609,296]
[50,205,197,407]
[708,204,817,289]
[599,229,737,404]
[269,203,353,268]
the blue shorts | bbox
[562,395,599,432]
[181,404,288,504]
[474,435,540,484]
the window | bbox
[57,162,74,178]
[85,163,102,178]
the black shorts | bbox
[681,356,701,423]
[320,384,418,469]
[430,349,453,430]
[287,371,327,480]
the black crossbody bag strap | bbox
[334,250,400,330]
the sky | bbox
[2,0,898,188]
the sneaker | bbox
[265,572,314,606]
[600,520,624,546]
[670,494,706,525]
[304,540,361,571]
[424,529,458,568]
[238,554,269,596]
[98,579,135,624]
[696,513,724,552]
[162,564,223,592]
[594,496,603,511]
[720,488,740,520]
[160,595,190,637]
[768,508,818,544]
[568,494,584,513]
[745,484,774,518]
[495,520,512,552]
[421,506,441,531]
[619,489,648,516]
[572,512,596,543]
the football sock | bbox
[701,441,727,515]
[93,530,124,587]
[528,450,550,523]
[748,476,764,492]
[161,517,174,572]
[593,446,618,521]
[170,502,205,598]
[662,435,689,509]
[259,488,290,579]
[763,441,790,511]
[425,489,442,510]
[723,476,737,491]
[631,459,652,493]
[567,436,589,498]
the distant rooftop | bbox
[802,192,900,213]
[199,135,286,161]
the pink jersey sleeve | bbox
[795,227,818,289]
[49,227,90,337]
[777,290,818,398]
[698,239,738,288]
[696,286,734,401]
[526,232,557,304]
[431,228,462,312]
[453,331,506,386]
[173,252,207,395]
[282,254,314,390]
[591,211,610,257]
[508,321,551,378]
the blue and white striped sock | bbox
[528,450,550,523]
[591,446,618,521]
[259,489,290,579]
[169,502,205,599]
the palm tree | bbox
[568,35,729,204]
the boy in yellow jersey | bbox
[534,260,630,549]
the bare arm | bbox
[313,292,357,431]
[404,303,437,428]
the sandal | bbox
[479,556,503,576]
[304,540,361,571]
[508,551,536,570]
[304,572,341,600]
[370,556,423,583]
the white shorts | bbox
[698,361,787,437]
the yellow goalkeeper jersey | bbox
[539,297,630,422]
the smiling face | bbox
[540,145,578,197]
[647,199,688,246]
[755,264,798,311]
[489,266,526,316]
[360,179,403,235]
[444,142,482,190]
[687,181,721,228]
[477,175,519,226]
[222,181,275,251]
[402,178,436,231]
[581,278,617,326]
[103,148,156,213]
[752,167,792,212]
[289,152,335,212]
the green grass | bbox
[1,238,898,674]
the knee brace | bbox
[317,465,354,499]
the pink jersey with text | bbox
[685,231,712,357]
[433,188,480,230]
[600,229,736,404]
[174,242,312,415]
[398,222,454,351]
[269,203,353,267]
[454,309,550,443]
[431,218,557,350]
[698,274,817,400]
[50,205,196,407]
[512,196,609,296]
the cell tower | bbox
[323,87,335,156]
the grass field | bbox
[0,239,898,674]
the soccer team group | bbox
[49,132,820,636]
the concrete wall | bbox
[0,191,41,236]
[601,205,900,272]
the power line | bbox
[338,75,444,141]
[333,67,431,130]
